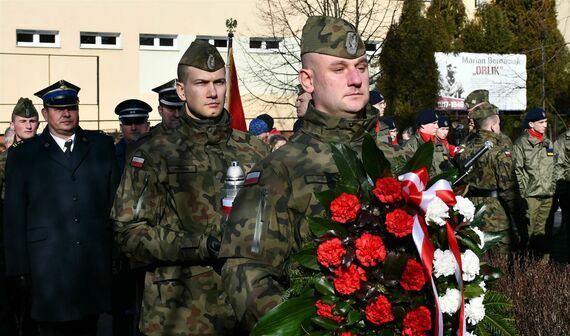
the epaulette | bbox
[11,140,23,148]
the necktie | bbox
[64,140,72,158]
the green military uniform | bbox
[460,104,516,249]
[218,16,373,330]
[554,128,570,188]
[403,132,452,176]
[462,90,512,148]
[111,40,269,336]
[374,119,403,169]
[513,110,555,245]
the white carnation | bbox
[471,227,485,249]
[461,250,480,282]
[425,196,450,226]
[479,281,487,293]
[454,196,475,221]
[433,249,456,278]
[465,295,486,325]
[439,288,461,315]
[466,332,478,336]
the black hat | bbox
[369,90,384,105]
[34,80,80,107]
[115,99,152,123]
[525,107,547,123]
[383,117,396,130]
[438,116,450,128]
[152,79,184,108]
[416,108,438,125]
[257,114,274,130]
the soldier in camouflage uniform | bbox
[1,98,40,336]
[218,16,376,330]
[402,108,453,176]
[460,102,516,251]
[464,89,512,148]
[513,107,555,255]
[111,40,269,336]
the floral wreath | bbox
[252,135,515,336]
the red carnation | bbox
[317,238,346,268]
[315,300,344,323]
[385,208,414,237]
[355,233,386,267]
[373,177,403,203]
[333,264,367,295]
[340,332,352,336]
[365,295,394,325]
[402,306,431,336]
[400,259,427,291]
[330,193,361,224]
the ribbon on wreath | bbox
[399,167,466,336]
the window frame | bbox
[16,29,60,48]
[80,31,121,49]
[139,34,178,50]
[248,37,283,52]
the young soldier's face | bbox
[436,127,449,140]
[11,116,39,141]
[420,121,438,136]
[300,53,369,118]
[177,66,226,120]
[529,118,547,134]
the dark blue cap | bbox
[34,80,80,107]
[416,108,439,125]
[369,90,384,105]
[115,99,152,122]
[438,116,450,128]
[249,118,269,136]
[525,107,547,123]
[257,114,274,130]
[383,117,396,130]
[152,79,184,108]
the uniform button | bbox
[74,218,79,223]
[76,241,81,245]
[73,196,78,201]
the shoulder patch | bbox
[244,171,261,185]
[130,156,145,168]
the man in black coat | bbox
[3,80,120,336]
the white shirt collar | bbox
[49,132,76,153]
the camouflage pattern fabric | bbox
[218,103,377,330]
[554,129,570,185]
[373,125,403,169]
[12,98,38,118]
[402,132,453,176]
[460,130,516,243]
[300,16,365,58]
[111,109,269,336]
[513,131,555,197]
[464,89,489,110]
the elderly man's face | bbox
[120,120,150,142]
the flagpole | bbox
[225,18,237,111]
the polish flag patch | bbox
[244,171,261,185]
[504,151,512,157]
[131,156,145,168]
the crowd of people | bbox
[0,14,568,336]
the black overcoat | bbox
[3,127,120,321]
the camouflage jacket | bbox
[373,128,404,171]
[460,130,516,232]
[218,104,376,330]
[554,129,570,184]
[111,109,269,336]
[513,130,555,197]
[402,132,453,176]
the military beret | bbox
[468,102,498,121]
[383,117,396,130]
[12,97,39,118]
[438,116,451,128]
[416,108,438,125]
[257,114,274,130]
[152,79,184,108]
[525,107,547,123]
[301,16,365,59]
[249,118,269,136]
[369,90,384,105]
[34,80,80,107]
[115,99,152,123]
[464,89,489,110]
[178,39,225,72]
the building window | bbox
[196,36,229,50]
[16,30,60,48]
[139,34,178,50]
[249,38,282,51]
[80,32,121,49]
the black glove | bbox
[206,235,221,258]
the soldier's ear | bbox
[298,68,314,94]
[176,81,186,101]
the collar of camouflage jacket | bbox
[302,103,377,143]
[179,108,231,145]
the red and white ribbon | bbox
[399,168,465,336]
